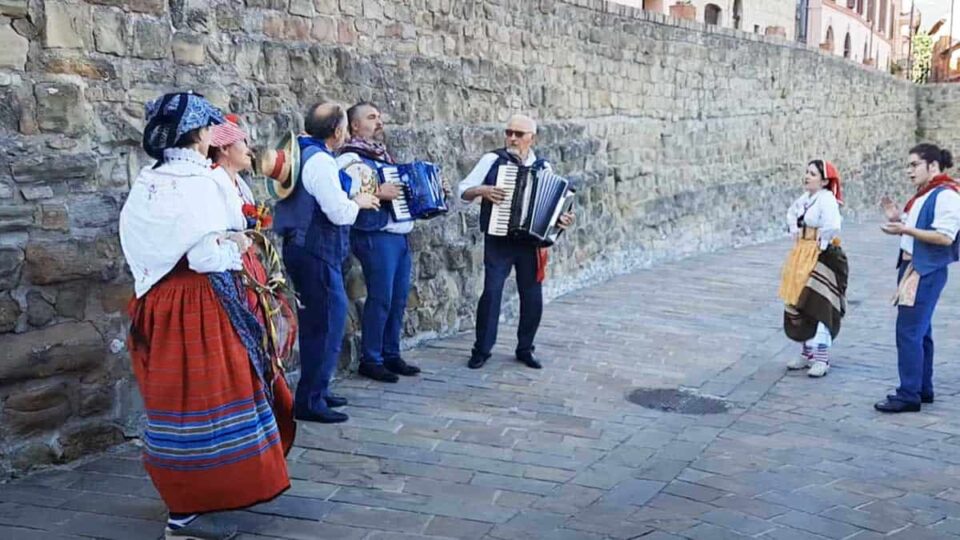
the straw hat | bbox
[258,131,300,200]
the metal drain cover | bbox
[626,387,729,415]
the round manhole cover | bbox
[626,387,729,415]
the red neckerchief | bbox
[904,174,960,213]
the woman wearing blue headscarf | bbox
[119,92,290,540]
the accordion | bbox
[378,161,448,222]
[487,164,575,246]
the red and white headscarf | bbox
[813,159,843,206]
[209,113,248,148]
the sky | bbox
[911,0,957,38]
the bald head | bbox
[305,102,348,147]
[504,114,537,160]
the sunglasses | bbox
[504,129,530,138]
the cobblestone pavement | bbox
[4,221,960,540]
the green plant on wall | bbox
[908,15,945,84]
[912,32,934,83]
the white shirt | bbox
[301,149,359,226]
[458,150,541,202]
[900,188,960,255]
[337,152,414,235]
[209,166,255,231]
[786,190,842,250]
[119,148,242,298]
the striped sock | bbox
[167,513,198,530]
[802,344,813,359]
[813,345,829,364]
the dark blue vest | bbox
[478,148,550,234]
[911,187,960,276]
[273,137,352,265]
[347,155,391,233]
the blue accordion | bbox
[378,161,448,222]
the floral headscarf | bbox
[142,92,224,162]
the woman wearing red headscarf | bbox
[208,116,297,451]
[779,160,849,378]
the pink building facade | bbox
[802,0,901,70]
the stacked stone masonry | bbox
[918,84,960,157]
[0,0,946,474]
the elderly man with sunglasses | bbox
[458,114,575,370]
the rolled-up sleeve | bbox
[932,190,960,241]
[458,153,498,202]
[302,153,359,225]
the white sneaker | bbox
[787,356,811,370]
[807,360,829,378]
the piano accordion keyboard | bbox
[488,164,518,236]
[381,167,412,221]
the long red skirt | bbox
[128,266,290,514]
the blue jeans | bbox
[473,235,542,359]
[895,265,948,404]
[351,231,412,366]
[283,245,347,415]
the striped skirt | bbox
[127,264,290,514]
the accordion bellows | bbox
[379,161,448,222]
[488,164,575,246]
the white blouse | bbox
[209,166,256,231]
[119,148,243,298]
[786,190,842,250]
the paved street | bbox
[3,221,960,540]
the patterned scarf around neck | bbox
[904,173,960,213]
[340,137,394,164]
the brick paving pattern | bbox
[3,221,960,539]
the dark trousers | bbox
[283,245,347,415]
[351,230,412,366]
[895,265,948,404]
[473,235,542,359]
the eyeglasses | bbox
[504,129,530,139]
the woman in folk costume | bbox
[119,93,289,540]
[779,160,849,378]
[208,115,297,453]
[874,144,960,413]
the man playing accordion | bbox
[338,102,446,383]
[458,114,575,370]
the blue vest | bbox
[478,148,550,234]
[349,155,391,233]
[273,137,352,265]
[911,187,960,276]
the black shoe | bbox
[516,354,542,369]
[295,409,349,423]
[324,395,348,408]
[921,394,935,404]
[874,398,921,413]
[384,358,421,376]
[468,354,488,369]
[359,363,399,383]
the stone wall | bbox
[0,0,924,474]
[917,84,960,156]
